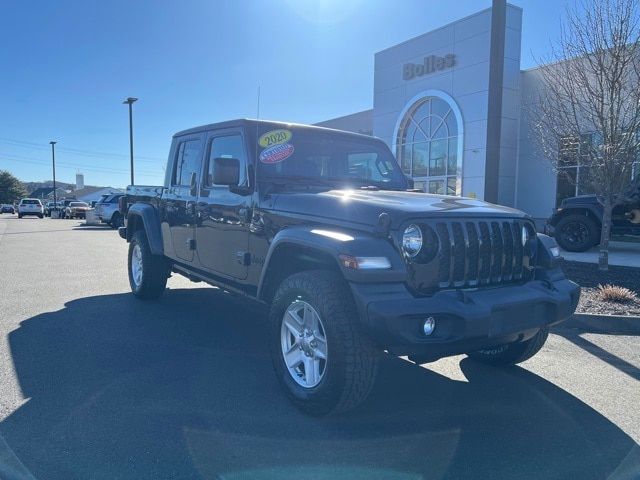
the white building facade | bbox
[317,3,568,228]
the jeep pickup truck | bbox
[119,119,580,415]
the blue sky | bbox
[0,0,570,188]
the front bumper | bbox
[350,272,580,359]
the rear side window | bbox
[172,139,203,186]
[206,134,247,186]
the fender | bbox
[256,225,407,300]
[550,198,603,226]
[125,203,164,256]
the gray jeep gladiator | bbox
[119,119,580,415]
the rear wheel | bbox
[467,328,549,366]
[555,214,599,252]
[128,229,168,299]
[269,270,379,415]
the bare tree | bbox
[531,0,640,270]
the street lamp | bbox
[49,141,57,217]
[123,97,138,185]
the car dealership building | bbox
[317,2,571,228]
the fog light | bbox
[422,317,436,336]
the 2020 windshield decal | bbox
[259,143,295,164]
[258,129,292,148]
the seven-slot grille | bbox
[433,219,531,289]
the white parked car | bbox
[18,198,44,218]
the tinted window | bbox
[21,199,41,205]
[70,202,88,207]
[172,140,203,186]
[206,134,247,186]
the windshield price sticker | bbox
[258,129,292,148]
[259,143,294,164]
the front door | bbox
[196,130,251,279]
[165,136,203,262]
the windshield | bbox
[257,128,407,190]
[21,199,40,205]
[70,202,88,207]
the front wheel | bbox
[269,270,379,415]
[554,214,599,252]
[467,328,549,366]
[128,229,168,299]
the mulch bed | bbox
[561,261,640,316]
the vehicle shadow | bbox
[2,289,638,480]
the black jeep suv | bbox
[119,119,580,415]
[548,194,640,252]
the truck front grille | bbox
[432,219,531,289]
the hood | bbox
[271,189,527,228]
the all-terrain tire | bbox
[467,328,549,366]
[555,214,599,252]
[269,270,379,415]
[128,229,168,299]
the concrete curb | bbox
[557,313,640,335]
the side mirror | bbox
[212,157,240,186]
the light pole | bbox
[123,97,138,185]
[49,141,57,216]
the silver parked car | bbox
[95,193,124,228]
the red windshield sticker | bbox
[259,143,294,164]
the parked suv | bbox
[119,120,580,415]
[18,198,44,218]
[95,193,124,228]
[547,193,640,252]
[44,201,63,217]
[1,204,15,214]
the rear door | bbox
[196,130,251,279]
[163,135,204,262]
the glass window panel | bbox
[412,143,429,176]
[578,166,594,195]
[430,97,449,118]
[428,180,444,194]
[415,119,429,141]
[412,100,431,124]
[447,176,457,195]
[444,111,457,136]
[556,167,577,206]
[559,136,579,166]
[398,144,411,174]
[429,139,447,176]
[413,181,426,192]
[431,116,447,139]
[401,119,418,144]
[447,138,458,174]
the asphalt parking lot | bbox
[0,215,638,480]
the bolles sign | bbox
[402,54,456,80]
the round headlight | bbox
[402,224,423,257]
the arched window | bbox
[394,93,463,195]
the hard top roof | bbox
[173,118,378,141]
